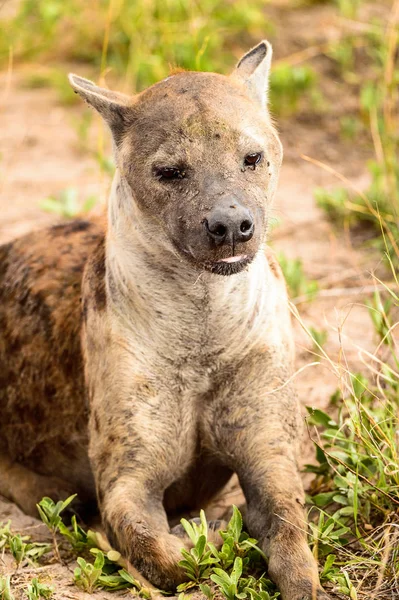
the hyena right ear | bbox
[68,74,133,141]
[231,41,273,110]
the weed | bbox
[0,522,51,569]
[309,326,328,351]
[211,557,246,600]
[366,290,394,345]
[0,521,12,550]
[71,112,93,153]
[277,252,319,301]
[58,514,97,553]
[74,551,105,593]
[339,116,361,140]
[269,64,321,116]
[304,274,399,595]
[37,494,77,560]
[178,506,278,599]
[40,188,97,218]
[74,548,150,594]
[22,70,78,105]
[178,514,218,587]
[26,579,54,600]
[335,0,361,20]
[0,576,14,600]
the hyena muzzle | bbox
[0,41,330,600]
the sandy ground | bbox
[0,1,390,597]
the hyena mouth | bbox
[209,254,253,276]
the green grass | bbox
[314,2,399,258]
[0,0,269,90]
[1,0,324,117]
[302,260,399,596]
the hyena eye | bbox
[155,167,185,180]
[244,152,263,169]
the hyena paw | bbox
[290,586,331,600]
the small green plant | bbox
[314,187,354,226]
[23,69,78,105]
[37,494,77,560]
[270,64,321,116]
[26,578,54,600]
[328,38,355,74]
[366,290,394,345]
[178,511,218,589]
[74,548,147,593]
[308,511,351,558]
[0,576,14,600]
[309,326,328,351]
[339,115,361,140]
[71,112,93,152]
[0,521,12,550]
[40,188,97,219]
[58,514,97,552]
[74,551,105,593]
[9,533,30,567]
[210,556,246,600]
[0,522,51,568]
[178,507,278,599]
[277,252,319,301]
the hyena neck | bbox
[105,170,274,351]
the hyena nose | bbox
[205,206,254,246]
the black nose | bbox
[205,204,254,245]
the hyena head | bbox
[69,41,283,276]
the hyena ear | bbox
[68,74,133,141]
[231,41,272,109]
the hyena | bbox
[0,42,330,599]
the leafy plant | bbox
[74,551,105,593]
[270,64,321,116]
[366,290,394,345]
[0,521,12,550]
[177,511,218,589]
[40,188,97,219]
[26,579,54,600]
[277,252,319,301]
[0,522,51,569]
[58,514,97,552]
[210,556,246,600]
[74,548,148,594]
[37,494,77,560]
[309,326,328,351]
[0,576,14,600]
[178,507,277,599]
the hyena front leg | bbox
[206,363,330,600]
[88,381,198,591]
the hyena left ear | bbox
[68,74,133,142]
[231,41,272,110]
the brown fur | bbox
[0,42,330,599]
